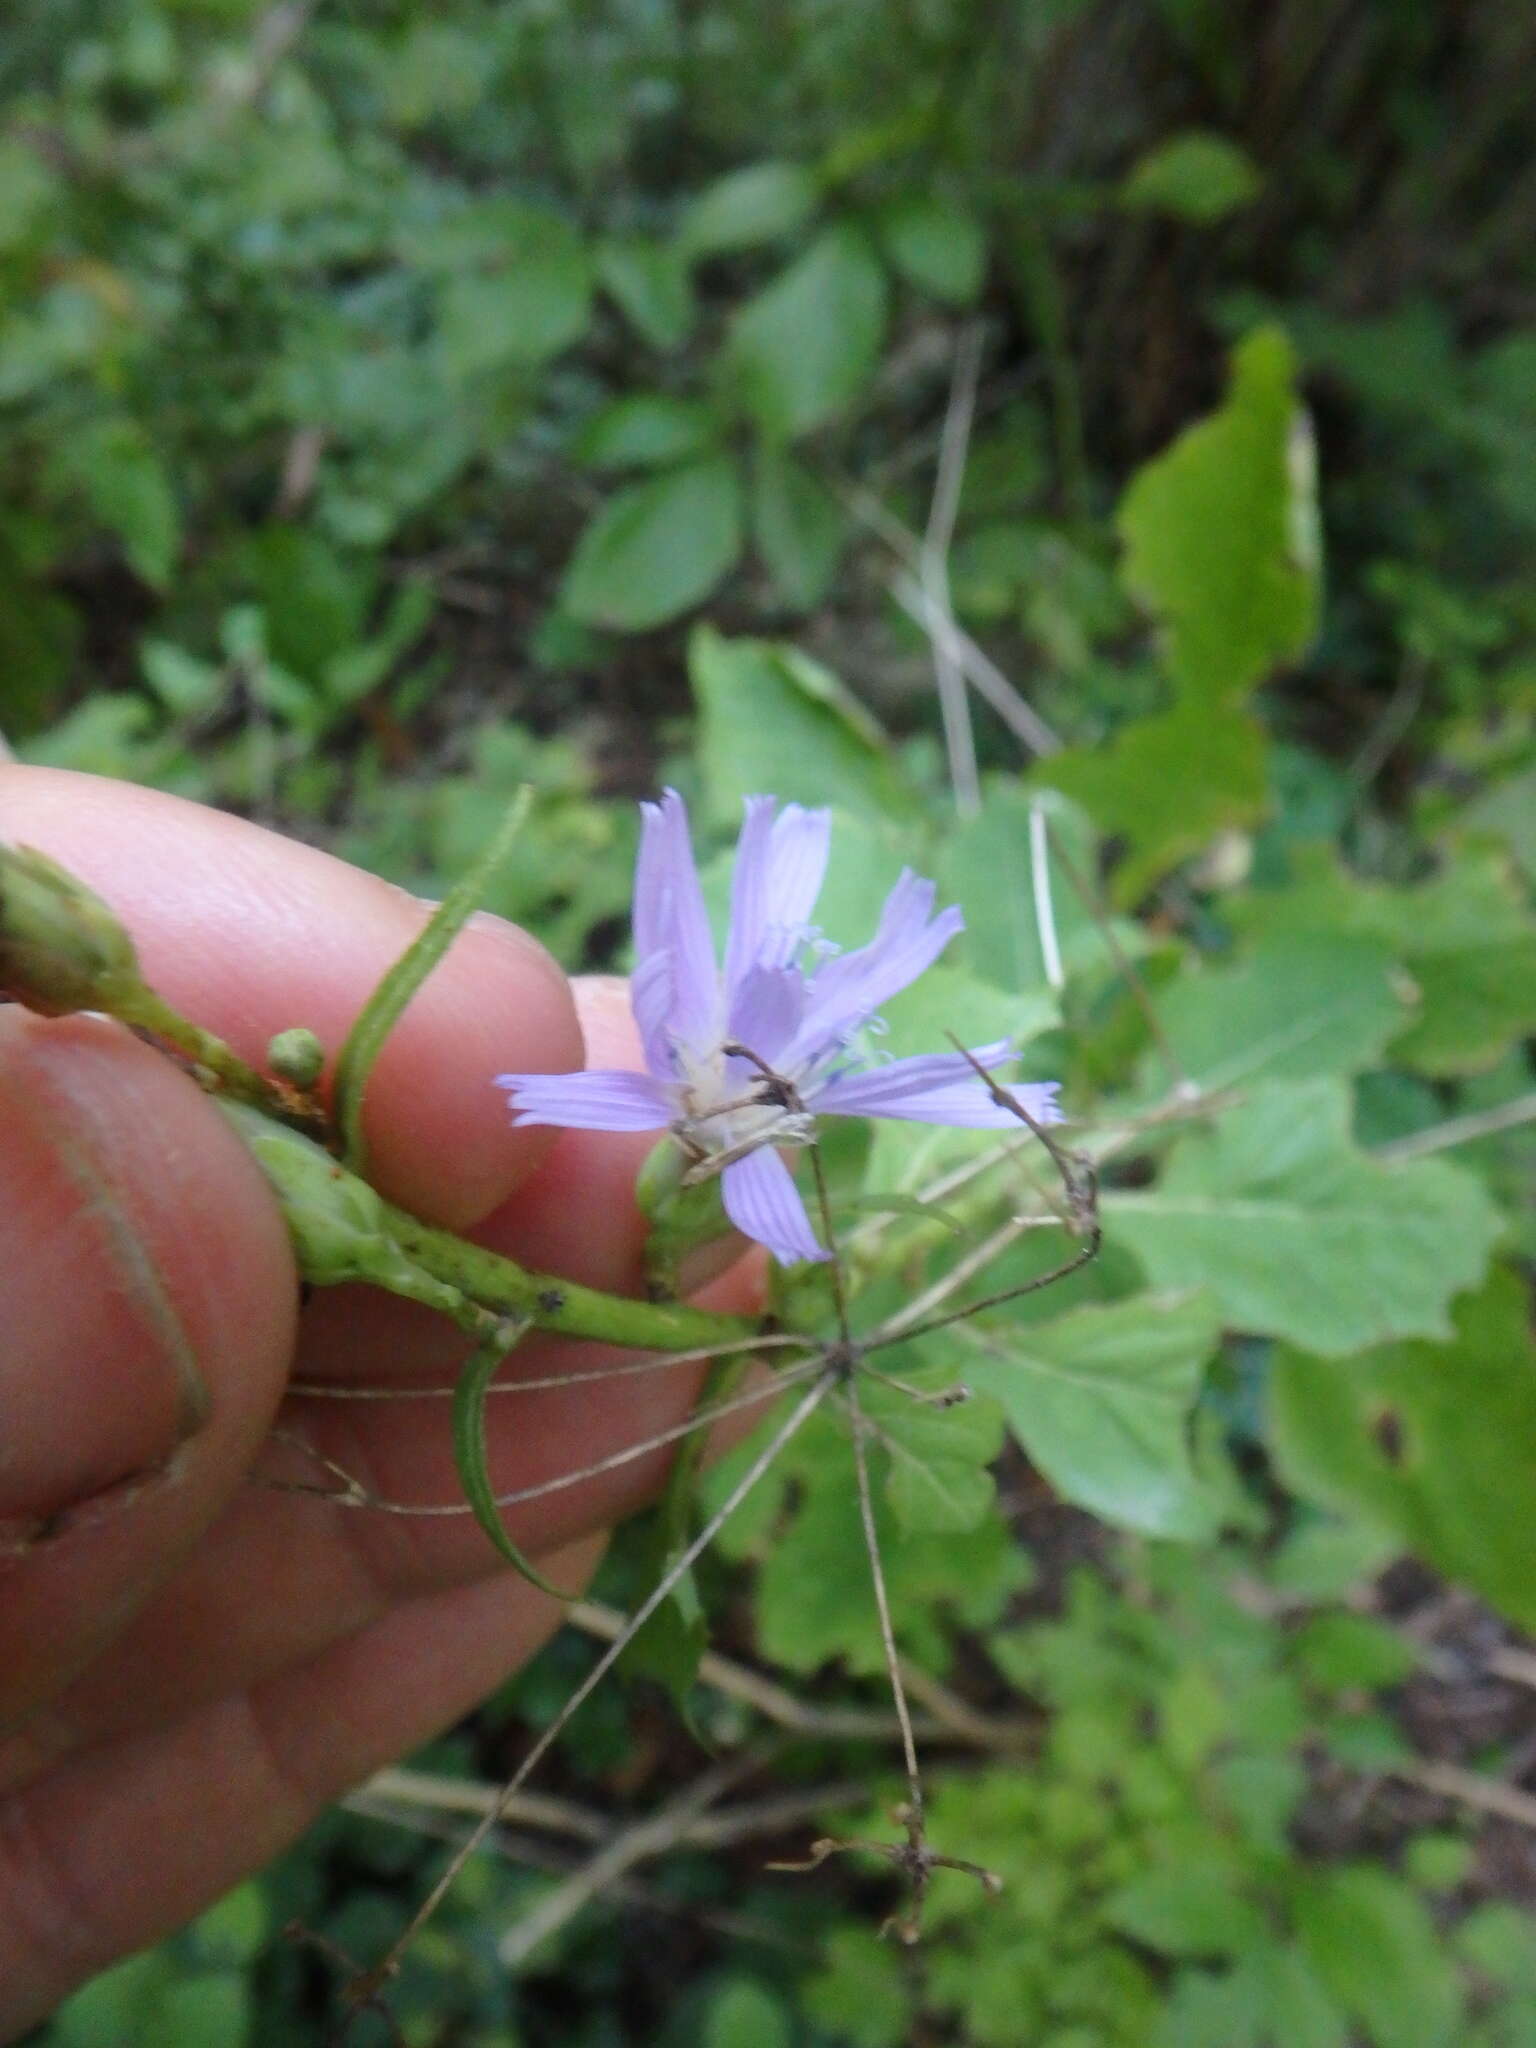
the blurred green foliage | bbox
[8,0,1535,2042]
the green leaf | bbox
[1121,131,1263,222]
[961,1292,1221,1538]
[1104,1080,1501,1354]
[1230,1944,1348,2048]
[451,1315,568,1592]
[691,627,908,824]
[596,236,695,350]
[728,224,888,440]
[1106,1861,1268,1958]
[702,1977,792,2048]
[750,442,845,607]
[679,160,819,258]
[935,783,1145,991]
[1148,931,1408,1091]
[435,209,592,372]
[561,456,744,631]
[573,395,720,470]
[1291,1612,1418,1692]
[1040,700,1268,906]
[1293,1866,1463,2048]
[866,1383,1004,1534]
[873,191,987,305]
[333,789,533,1172]
[804,1927,912,2048]
[1270,1267,1536,1631]
[1230,843,1536,1075]
[66,419,181,588]
[1118,324,1321,707]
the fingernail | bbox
[0,1014,209,1526]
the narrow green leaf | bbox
[451,1314,567,1592]
[332,787,532,1172]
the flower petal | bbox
[634,789,718,1055]
[813,1051,1062,1129]
[726,961,807,1067]
[721,1148,828,1265]
[787,870,963,1062]
[495,1068,674,1131]
[725,798,831,990]
[629,947,675,1079]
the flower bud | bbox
[267,1026,326,1092]
[0,844,142,1017]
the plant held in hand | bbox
[496,790,1061,1263]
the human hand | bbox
[0,766,756,2036]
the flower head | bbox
[497,791,1061,1265]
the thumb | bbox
[0,1007,296,1730]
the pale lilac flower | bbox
[496,791,1061,1265]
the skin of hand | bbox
[0,765,761,2038]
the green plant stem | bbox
[383,1202,757,1352]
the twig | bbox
[495,1746,776,1966]
[346,1369,836,2003]
[1374,1090,1536,1164]
[923,325,985,817]
[1488,1645,1536,1695]
[1029,801,1064,990]
[1385,1758,1536,1833]
[841,482,1062,757]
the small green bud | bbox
[267,1026,326,1091]
[0,844,142,1017]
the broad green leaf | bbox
[1459,766,1536,887]
[691,627,908,824]
[596,235,695,350]
[873,191,987,305]
[1270,1267,1536,1630]
[728,224,888,440]
[1293,1866,1463,2048]
[573,395,719,470]
[1106,1860,1267,1957]
[1231,843,1536,1075]
[561,456,743,631]
[435,209,592,372]
[961,1292,1221,1538]
[1118,324,1320,707]
[865,1383,1004,1533]
[733,1414,1029,1675]
[1040,700,1268,905]
[1121,131,1263,222]
[1147,931,1408,1091]
[1105,1080,1501,1354]
[750,442,845,607]
[679,160,818,258]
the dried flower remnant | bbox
[497,791,1061,1264]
